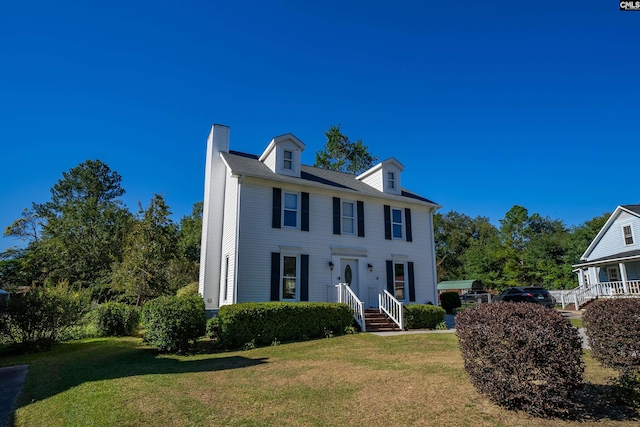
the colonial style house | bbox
[198,124,441,329]
[566,204,640,309]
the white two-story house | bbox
[198,124,441,326]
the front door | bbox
[340,259,359,297]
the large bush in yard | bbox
[141,294,206,353]
[404,304,446,329]
[583,299,640,380]
[456,302,584,417]
[94,302,140,337]
[217,302,354,349]
[0,285,88,351]
[439,291,461,314]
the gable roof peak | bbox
[259,133,305,162]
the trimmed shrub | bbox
[206,316,219,339]
[217,302,354,349]
[583,298,640,395]
[439,292,461,314]
[456,302,584,417]
[0,285,89,351]
[404,304,446,329]
[95,302,140,337]
[141,294,206,353]
[176,282,199,298]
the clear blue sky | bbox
[1,1,639,252]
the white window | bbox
[388,171,395,190]
[607,267,620,282]
[623,225,634,246]
[283,192,298,228]
[282,255,298,300]
[283,150,293,170]
[394,262,406,300]
[392,208,403,239]
[342,201,355,234]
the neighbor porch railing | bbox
[561,280,640,309]
[379,289,404,330]
[336,283,365,332]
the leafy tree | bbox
[112,194,178,305]
[566,213,611,265]
[177,201,203,264]
[30,160,133,288]
[314,124,377,175]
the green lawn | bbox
[1,334,637,426]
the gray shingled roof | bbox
[623,205,640,216]
[221,151,439,207]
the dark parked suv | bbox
[494,287,555,308]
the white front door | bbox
[340,258,359,298]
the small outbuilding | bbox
[437,280,483,294]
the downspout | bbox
[233,175,244,304]
[428,207,439,305]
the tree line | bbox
[1,159,202,305]
[434,206,610,290]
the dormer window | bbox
[623,225,634,245]
[388,172,396,189]
[283,150,293,170]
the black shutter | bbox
[405,208,413,242]
[386,260,394,294]
[357,201,365,237]
[333,197,341,235]
[300,254,309,301]
[301,192,310,232]
[272,188,281,229]
[408,262,416,302]
[270,252,280,301]
[384,205,391,240]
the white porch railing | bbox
[379,289,404,330]
[562,280,640,309]
[336,283,365,332]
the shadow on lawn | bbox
[11,339,268,409]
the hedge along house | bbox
[566,204,640,309]
[198,124,441,329]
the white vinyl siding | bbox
[235,179,438,306]
[219,174,239,306]
[587,211,640,261]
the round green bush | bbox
[141,294,206,353]
[439,292,461,314]
[456,302,584,417]
[404,304,446,329]
[176,282,199,298]
[583,298,640,375]
[95,302,140,337]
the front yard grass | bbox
[1,333,637,426]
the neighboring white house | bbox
[566,204,640,309]
[198,124,441,321]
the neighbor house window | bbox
[392,208,403,238]
[394,262,405,300]
[623,225,634,245]
[607,267,620,282]
[283,192,298,227]
[388,171,395,190]
[342,201,355,234]
[282,255,297,300]
[283,150,293,170]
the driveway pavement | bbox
[0,365,28,427]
